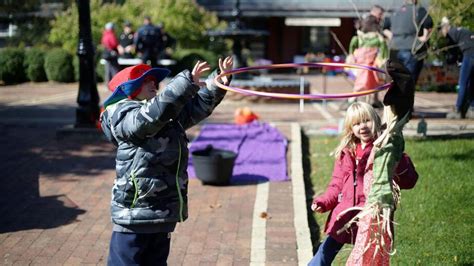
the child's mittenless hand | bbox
[192,60,211,86]
[218,56,234,85]
[311,199,323,213]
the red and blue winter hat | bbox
[103,64,170,108]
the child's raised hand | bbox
[218,56,234,85]
[192,60,211,86]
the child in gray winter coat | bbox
[100,57,233,265]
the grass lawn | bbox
[307,136,474,265]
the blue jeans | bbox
[308,236,344,266]
[108,232,171,266]
[396,50,424,84]
[456,54,474,114]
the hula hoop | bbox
[214,62,391,100]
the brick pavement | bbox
[1,76,473,265]
[0,121,304,265]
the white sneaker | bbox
[466,108,474,119]
[446,111,462,119]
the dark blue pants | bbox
[308,236,344,266]
[456,54,474,114]
[108,232,171,266]
[141,51,158,67]
[396,50,424,85]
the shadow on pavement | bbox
[0,104,114,233]
[195,174,270,186]
[230,174,270,186]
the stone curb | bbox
[291,123,313,265]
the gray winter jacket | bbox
[101,69,227,226]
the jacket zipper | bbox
[175,139,184,222]
[353,169,357,206]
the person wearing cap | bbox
[101,56,233,265]
[117,21,135,59]
[101,22,120,85]
[440,17,474,119]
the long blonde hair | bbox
[333,102,382,158]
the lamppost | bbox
[75,0,100,128]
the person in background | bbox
[135,16,162,67]
[368,4,385,30]
[117,21,135,59]
[345,16,388,109]
[440,17,474,119]
[157,22,176,60]
[383,0,433,84]
[101,22,120,86]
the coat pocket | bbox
[130,176,169,208]
[113,175,169,209]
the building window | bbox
[303,27,330,54]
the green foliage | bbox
[49,0,121,54]
[7,17,51,48]
[72,55,80,82]
[44,48,75,83]
[172,48,219,74]
[428,0,474,56]
[429,0,474,30]
[24,48,47,82]
[0,48,26,85]
[308,137,474,265]
[49,0,225,54]
[392,138,474,265]
[121,0,225,49]
[418,84,456,93]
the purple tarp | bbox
[187,122,289,183]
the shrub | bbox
[49,0,225,54]
[44,48,74,82]
[24,48,47,82]
[0,48,26,85]
[173,49,218,74]
[73,55,80,82]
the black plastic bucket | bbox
[191,145,237,186]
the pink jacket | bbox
[314,146,418,244]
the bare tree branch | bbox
[348,0,362,21]
[410,4,432,55]
[330,31,349,56]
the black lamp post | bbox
[75,0,100,128]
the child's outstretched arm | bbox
[177,56,234,129]
[107,62,212,142]
[311,156,346,213]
